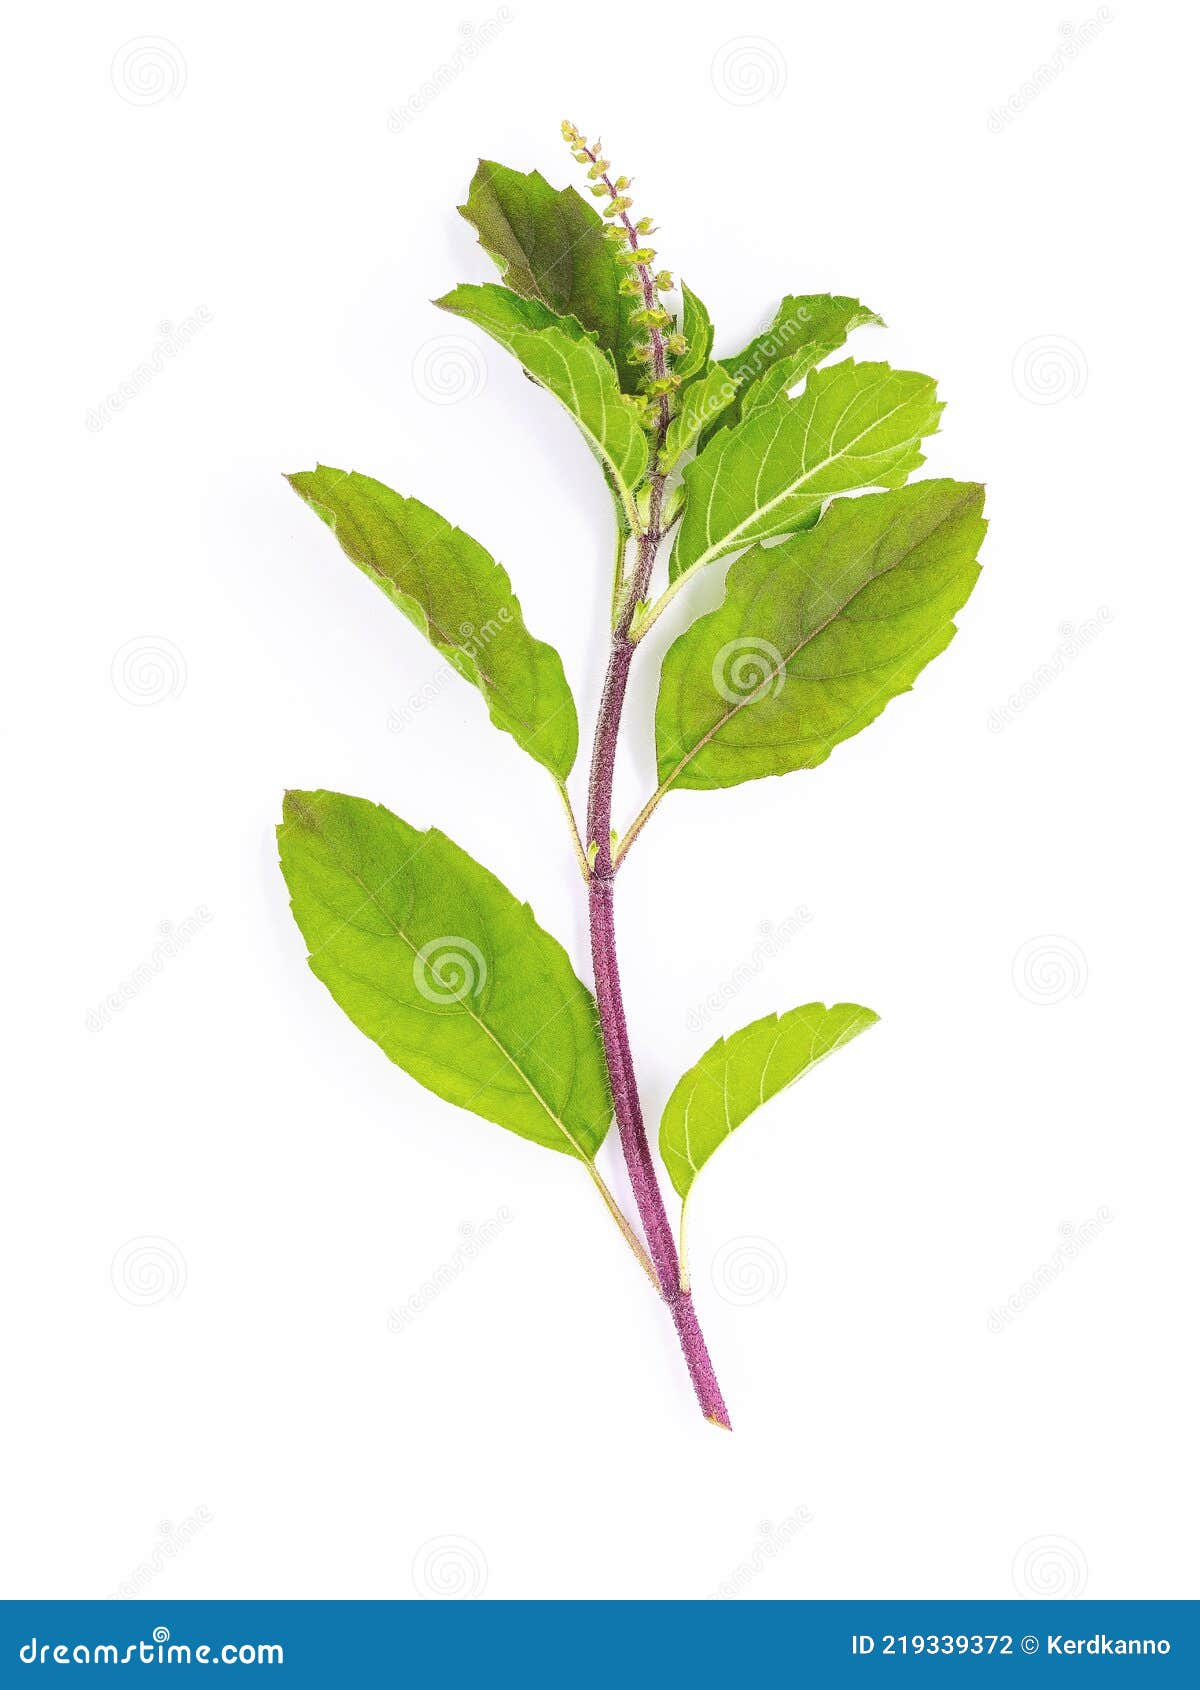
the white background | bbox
[4,0,1197,1603]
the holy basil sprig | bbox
[278,121,987,1429]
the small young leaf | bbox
[655,480,985,792]
[718,294,882,421]
[434,282,605,366]
[660,364,738,471]
[672,282,714,383]
[287,467,578,780]
[458,160,643,391]
[279,790,613,1159]
[671,359,943,582]
[508,327,650,525]
[660,1004,879,1201]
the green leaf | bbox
[279,790,612,1160]
[287,466,578,781]
[673,282,714,383]
[718,294,882,424]
[671,359,943,582]
[457,160,642,391]
[660,1004,879,1201]
[434,281,603,364]
[739,345,838,419]
[660,364,738,471]
[655,480,985,792]
[508,326,649,525]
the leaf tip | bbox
[280,788,319,837]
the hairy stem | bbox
[563,122,729,1425]
[585,522,731,1429]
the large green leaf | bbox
[508,327,649,525]
[672,359,942,581]
[458,160,642,390]
[287,467,577,781]
[718,294,882,425]
[655,480,985,792]
[279,790,612,1159]
[660,1004,879,1201]
[434,282,602,363]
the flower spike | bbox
[561,122,680,428]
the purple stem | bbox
[585,538,732,1430]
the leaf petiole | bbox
[556,780,591,882]
[612,777,671,869]
[628,570,687,643]
[585,1160,659,1290]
